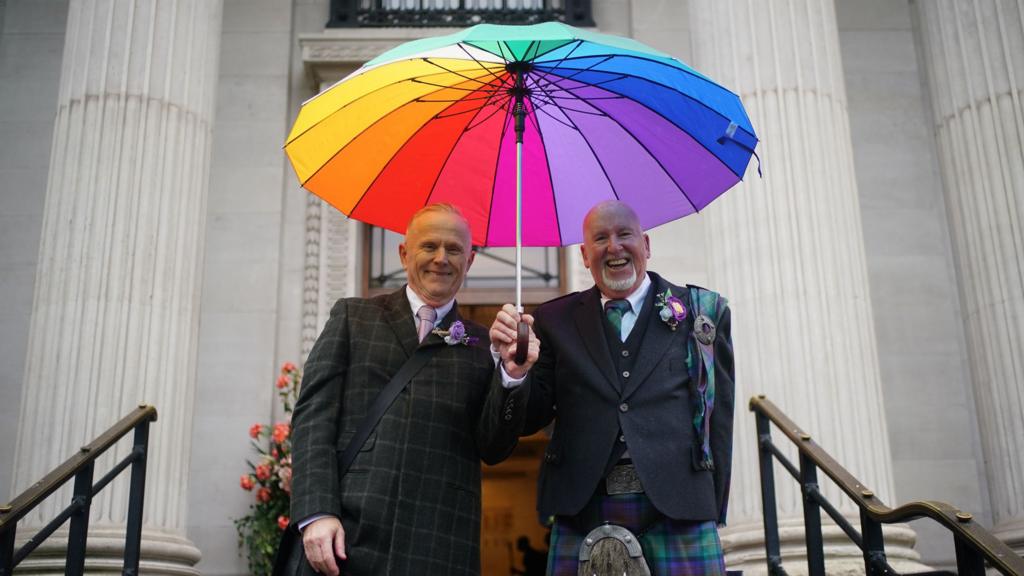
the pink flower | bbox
[276,375,289,389]
[272,423,290,444]
[255,464,272,481]
[281,362,297,374]
[249,424,263,439]
[257,488,271,503]
[240,475,255,491]
[271,447,279,459]
[277,515,290,531]
[278,464,292,494]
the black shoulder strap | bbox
[336,346,433,476]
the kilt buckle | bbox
[577,523,652,576]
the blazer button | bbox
[622,370,630,378]
[619,434,626,443]
[619,403,629,413]
[621,350,629,357]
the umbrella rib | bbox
[535,57,756,138]
[461,77,514,133]
[538,74,699,213]
[421,57,504,88]
[418,91,506,104]
[528,80,623,205]
[533,54,615,86]
[345,78,505,219]
[526,39,584,74]
[410,78,502,92]
[534,67,755,179]
[295,71,506,187]
[457,42,508,84]
[536,52,744,102]
[521,89,565,246]
[287,68,498,146]
[483,105,514,246]
[463,96,513,132]
[524,81,590,131]
[529,75,616,117]
[422,77,511,226]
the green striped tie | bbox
[604,299,631,340]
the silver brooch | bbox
[693,314,716,345]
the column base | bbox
[722,518,932,576]
[992,517,1024,556]
[14,526,201,576]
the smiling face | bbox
[580,201,650,299]
[399,206,475,307]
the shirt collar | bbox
[406,285,455,325]
[599,273,651,314]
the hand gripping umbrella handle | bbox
[514,320,529,365]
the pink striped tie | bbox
[416,306,436,342]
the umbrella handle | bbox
[514,320,529,365]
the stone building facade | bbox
[0,0,1020,574]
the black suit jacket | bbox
[508,272,734,523]
[288,288,525,576]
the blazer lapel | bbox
[572,287,621,395]
[385,288,419,357]
[623,274,685,398]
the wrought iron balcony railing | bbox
[329,0,594,28]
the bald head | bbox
[580,201,650,299]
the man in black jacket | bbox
[490,200,735,576]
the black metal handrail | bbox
[328,0,594,28]
[750,395,1024,576]
[0,405,157,576]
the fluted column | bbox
[689,1,926,573]
[915,0,1024,554]
[11,0,222,573]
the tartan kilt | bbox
[547,493,725,576]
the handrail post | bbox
[860,508,887,576]
[0,522,15,576]
[798,453,825,576]
[954,533,986,576]
[122,421,150,576]
[65,459,95,576]
[755,411,784,576]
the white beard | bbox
[601,266,637,292]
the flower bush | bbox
[235,362,300,576]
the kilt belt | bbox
[571,462,663,537]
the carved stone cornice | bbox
[299,28,462,88]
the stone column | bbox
[689,1,926,573]
[914,0,1024,554]
[10,0,222,573]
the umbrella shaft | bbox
[516,139,523,313]
[514,67,525,312]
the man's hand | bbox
[302,516,346,576]
[489,303,540,379]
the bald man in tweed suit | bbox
[287,204,538,576]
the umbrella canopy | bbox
[285,22,758,247]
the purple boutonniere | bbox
[655,289,687,331]
[432,320,479,346]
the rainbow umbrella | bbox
[285,22,757,316]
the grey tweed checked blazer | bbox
[289,288,525,576]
